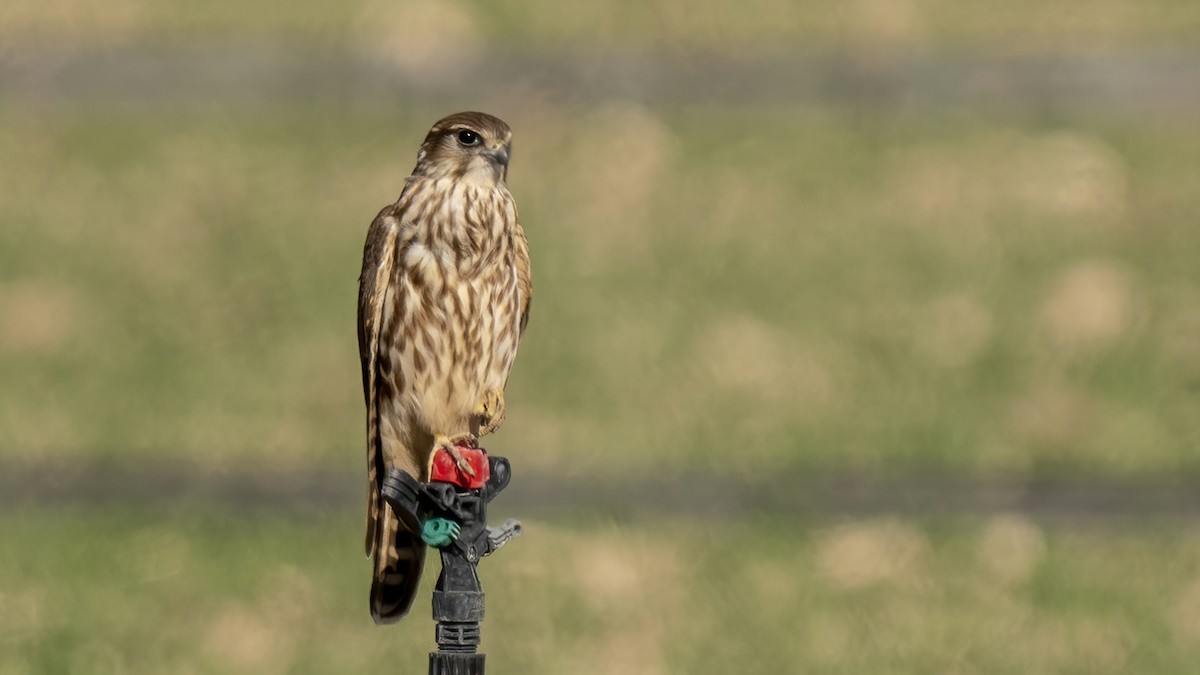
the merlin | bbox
[357,112,532,624]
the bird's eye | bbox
[457,130,481,146]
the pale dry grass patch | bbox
[1010,614,1135,674]
[489,521,686,673]
[651,0,811,55]
[578,627,668,675]
[838,0,928,62]
[1070,617,1134,673]
[0,589,46,645]
[0,0,144,46]
[1007,381,1093,449]
[886,131,1129,244]
[487,406,582,470]
[959,581,1036,644]
[921,0,1191,50]
[1171,577,1200,644]
[0,280,79,356]
[1037,260,1139,356]
[1017,617,1082,672]
[570,532,684,675]
[201,604,295,674]
[815,518,931,591]
[694,168,793,250]
[253,565,321,626]
[353,0,484,81]
[692,313,838,411]
[883,142,1001,253]
[559,104,675,269]
[976,514,1046,587]
[572,531,685,612]
[684,312,847,462]
[1008,132,1129,220]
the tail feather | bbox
[370,505,426,624]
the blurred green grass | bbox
[4,1,1200,671]
[1,104,1197,475]
[3,0,1200,53]
[4,510,1200,673]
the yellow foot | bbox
[474,389,507,437]
[429,433,478,478]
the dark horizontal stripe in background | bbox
[5,461,1200,521]
[2,46,1199,113]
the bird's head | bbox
[413,111,513,184]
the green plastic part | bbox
[422,518,460,547]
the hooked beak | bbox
[483,146,509,167]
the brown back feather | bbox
[357,206,399,556]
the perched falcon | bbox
[357,112,532,624]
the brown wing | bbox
[357,204,400,556]
[514,221,533,338]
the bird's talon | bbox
[433,435,478,478]
[456,457,477,477]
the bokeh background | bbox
[3,1,1200,672]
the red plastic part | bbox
[430,445,490,489]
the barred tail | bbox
[370,506,426,624]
